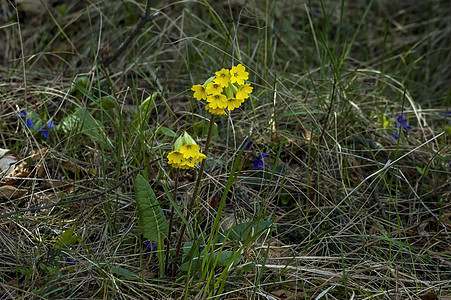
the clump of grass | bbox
[1,0,450,299]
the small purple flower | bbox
[442,111,450,124]
[66,258,77,266]
[239,138,253,151]
[39,121,54,139]
[395,113,412,134]
[390,131,399,140]
[253,153,268,170]
[390,113,412,140]
[18,110,35,128]
[144,240,157,257]
[25,119,35,128]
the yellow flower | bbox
[230,64,249,85]
[167,151,185,167]
[206,94,227,109]
[174,160,195,169]
[205,104,227,115]
[191,84,207,100]
[226,98,243,111]
[180,143,200,159]
[206,82,223,95]
[214,68,231,87]
[191,152,206,163]
[235,83,253,100]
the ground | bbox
[0,0,450,299]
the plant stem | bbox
[172,114,215,276]
[165,167,179,275]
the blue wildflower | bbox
[390,131,399,140]
[390,113,412,140]
[253,153,268,170]
[239,137,253,151]
[39,121,54,139]
[66,258,77,266]
[18,110,35,128]
[442,111,450,125]
[144,240,157,257]
[395,113,412,134]
[25,119,35,128]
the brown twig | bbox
[101,0,160,67]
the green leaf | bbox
[382,115,390,129]
[182,232,206,263]
[134,174,168,242]
[218,219,274,243]
[415,166,429,176]
[57,5,67,14]
[58,114,78,132]
[182,242,195,261]
[59,108,112,149]
[23,109,41,127]
[111,266,141,281]
[202,76,216,86]
[99,96,117,110]
[174,134,185,151]
[54,227,79,249]
[155,126,176,138]
[70,77,89,94]
[180,251,241,272]
[224,86,234,99]
[193,121,218,139]
[183,131,196,145]
[131,93,158,131]
[235,262,255,273]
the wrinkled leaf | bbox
[70,77,89,94]
[59,108,112,149]
[134,174,168,242]
[180,251,241,272]
[155,126,176,138]
[131,93,158,131]
[0,185,27,200]
[111,266,141,281]
[235,262,255,273]
[193,121,218,139]
[218,219,274,243]
[99,96,117,110]
[54,227,79,249]
[182,242,195,262]
[182,233,206,264]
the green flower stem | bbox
[172,114,215,276]
[165,167,179,276]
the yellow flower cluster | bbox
[167,132,206,169]
[191,64,253,115]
